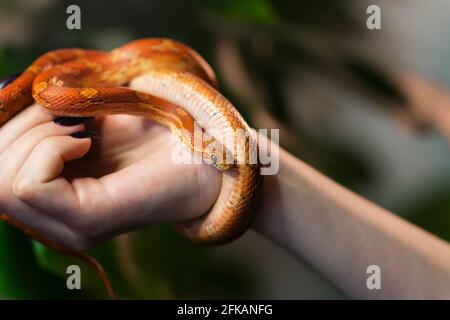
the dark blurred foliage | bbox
[0,0,449,298]
[399,184,450,243]
[0,0,403,189]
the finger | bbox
[1,203,91,251]
[11,140,219,238]
[0,103,54,153]
[12,134,92,215]
[0,121,85,180]
[81,145,220,230]
[10,132,103,248]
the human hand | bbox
[0,103,221,250]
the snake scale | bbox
[0,38,263,298]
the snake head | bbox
[203,150,235,171]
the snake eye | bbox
[211,154,218,164]
[0,73,21,90]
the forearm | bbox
[252,147,450,299]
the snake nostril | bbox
[0,73,22,90]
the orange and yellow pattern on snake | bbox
[0,38,263,297]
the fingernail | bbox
[0,73,21,89]
[54,116,94,126]
[70,130,99,139]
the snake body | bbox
[0,38,262,296]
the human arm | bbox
[2,90,449,299]
[252,141,450,299]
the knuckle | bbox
[12,176,37,201]
[31,104,53,121]
[37,136,60,152]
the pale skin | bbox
[0,95,449,298]
[0,103,221,250]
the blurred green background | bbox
[1,0,450,299]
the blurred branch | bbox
[203,8,450,143]
[215,36,312,161]
[395,72,450,142]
